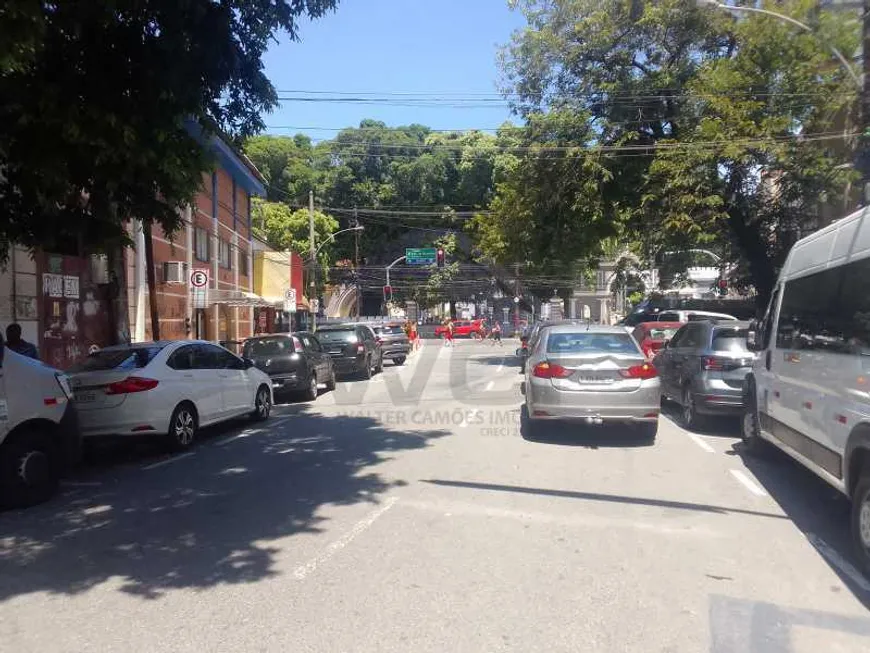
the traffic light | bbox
[436,248,445,268]
[383,285,392,302]
[717,278,728,296]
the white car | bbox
[656,310,738,322]
[67,340,273,450]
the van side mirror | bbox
[746,321,760,351]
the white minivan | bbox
[0,343,80,508]
[742,206,870,571]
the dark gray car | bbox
[317,324,383,379]
[242,332,336,401]
[372,322,410,365]
[653,320,755,429]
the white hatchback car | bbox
[67,341,273,450]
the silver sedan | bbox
[521,324,661,440]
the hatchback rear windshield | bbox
[317,329,357,342]
[711,327,749,352]
[68,346,164,372]
[374,325,404,335]
[243,338,292,357]
[546,332,639,355]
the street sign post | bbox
[190,269,209,309]
[284,288,297,313]
[405,247,437,266]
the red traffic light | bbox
[436,248,445,267]
[383,285,392,300]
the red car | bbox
[631,322,683,360]
[434,319,486,339]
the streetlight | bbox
[307,225,364,330]
[696,0,860,89]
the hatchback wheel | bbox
[394,356,406,366]
[361,358,372,380]
[167,403,197,451]
[253,385,272,420]
[0,430,60,509]
[681,388,703,430]
[305,374,319,401]
[326,369,337,391]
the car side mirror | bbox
[243,358,256,370]
[746,321,760,351]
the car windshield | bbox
[546,332,639,355]
[67,346,164,372]
[712,327,750,352]
[243,338,291,357]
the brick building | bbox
[128,128,268,350]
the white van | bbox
[0,344,80,508]
[742,206,870,571]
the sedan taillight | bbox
[532,362,571,379]
[105,377,159,395]
[620,364,658,380]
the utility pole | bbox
[354,207,360,318]
[309,190,316,331]
[514,262,520,336]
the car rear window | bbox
[243,338,292,357]
[317,328,357,342]
[68,346,164,372]
[646,327,679,341]
[712,327,749,352]
[546,332,639,355]
[375,325,404,336]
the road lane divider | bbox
[686,431,715,453]
[293,496,399,580]
[142,451,195,470]
[729,469,768,497]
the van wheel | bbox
[0,430,60,509]
[851,470,870,574]
[741,387,770,456]
[166,403,197,452]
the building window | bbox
[195,227,209,262]
[239,249,248,276]
[219,239,232,269]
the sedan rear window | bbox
[712,327,749,352]
[546,333,639,355]
[243,338,292,357]
[374,325,404,336]
[646,327,679,341]
[68,346,164,372]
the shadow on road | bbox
[421,479,788,520]
[0,412,448,601]
[519,406,655,448]
[730,442,870,608]
[659,398,742,438]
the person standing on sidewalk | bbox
[491,321,502,346]
[5,323,39,360]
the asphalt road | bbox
[2,340,870,652]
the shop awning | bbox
[209,290,276,308]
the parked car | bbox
[742,206,870,572]
[521,324,660,441]
[372,322,411,366]
[316,324,383,379]
[0,346,80,508]
[657,309,737,322]
[67,341,273,451]
[631,322,683,360]
[434,319,486,339]
[242,332,336,401]
[654,320,754,429]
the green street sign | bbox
[406,247,437,265]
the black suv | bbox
[372,322,411,366]
[316,324,383,379]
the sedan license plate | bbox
[576,375,613,385]
[75,392,97,403]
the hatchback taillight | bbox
[356,344,365,354]
[702,356,726,371]
[533,362,571,379]
[105,377,159,395]
[620,363,658,380]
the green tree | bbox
[0,0,338,259]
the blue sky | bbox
[262,0,527,140]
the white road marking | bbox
[729,469,768,497]
[485,380,495,391]
[293,497,399,580]
[61,481,102,488]
[142,452,195,470]
[686,432,715,453]
[806,533,870,593]
[214,416,292,446]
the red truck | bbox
[434,319,487,339]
